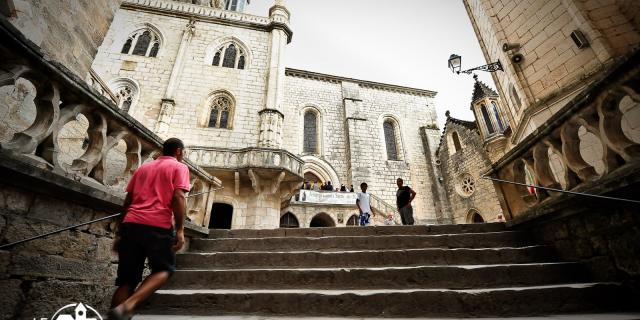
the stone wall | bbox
[512,194,640,292]
[0,182,117,320]
[462,0,640,143]
[437,119,504,224]
[7,0,123,78]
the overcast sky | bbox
[246,0,496,129]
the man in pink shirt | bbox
[108,138,190,320]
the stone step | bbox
[209,223,506,239]
[166,262,588,290]
[177,246,555,269]
[190,231,533,252]
[141,283,629,318]
[133,314,640,320]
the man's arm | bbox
[409,188,417,204]
[356,198,363,214]
[171,188,187,252]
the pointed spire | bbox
[471,78,498,103]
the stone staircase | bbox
[139,224,631,318]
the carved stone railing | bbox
[85,68,118,104]
[370,193,402,225]
[185,146,304,177]
[0,18,220,226]
[486,50,640,220]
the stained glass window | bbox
[132,31,151,56]
[384,120,398,160]
[481,104,495,135]
[303,111,318,153]
[222,44,237,68]
[208,96,233,129]
[452,131,462,152]
[492,101,505,132]
[212,50,221,66]
[121,29,160,57]
[238,55,245,69]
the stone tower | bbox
[470,75,509,163]
[463,0,640,144]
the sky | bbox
[245,0,497,129]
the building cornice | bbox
[285,68,438,97]
[121,0,293,43]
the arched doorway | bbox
[310,213,335,228]
[346,214,358,226]
[209,203,233,229]
[466,210,485,224]
[304,171,323,185]
[280,212,299,228]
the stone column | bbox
[155,19,197,137]
[342,81,371,186]
[258,0,290,148]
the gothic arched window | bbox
[279,212,299,228]
[110,79,139,114]
[212,43,247,69]
[451,131,462,152]
[303,111,318,154]
[491,101,505,132]
[481,104,495,135]
[383,120,399,161]
[207,95,234,129]
[510,84,522,110]
[121,29,161,57]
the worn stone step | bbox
[177,246,555,269]
[141,283,629,317]
[209,223,506,239]
[133,314,640,320]
[191,231,533,252]
[166,262,588,290]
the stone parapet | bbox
[186,146,303,177]
[122,0,293,43]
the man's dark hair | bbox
[360,182,367,188]
[163,138,184,156]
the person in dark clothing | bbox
[325,181,333,191]
[340,184,346,192]
[396,178,416,225]
[350,185,355,192]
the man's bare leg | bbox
[111,285,135,308]
[112,271,171,316]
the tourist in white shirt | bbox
[356,182,374,226]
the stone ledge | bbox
[0,152,125,214]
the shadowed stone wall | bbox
[0,182,118,320]
[6,0,123,78]
[437,118,504,224]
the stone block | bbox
[0,250,10,278]
[0,279,23,320]
[3,215,97,258]
[0,184,35,215]
[20,280,113,319]
[28,194,96,228]
[9,252,111,282]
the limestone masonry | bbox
[89,0,446,228]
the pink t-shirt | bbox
[123,156,190,230]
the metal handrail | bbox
[482,176,640,204]
[0,188,222,250]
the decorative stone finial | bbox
[445,110,451,118]
[473,74,479,82]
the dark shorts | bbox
[115,223,176,287]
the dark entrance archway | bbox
[471,212,485,223]
[346,214,358,226]
[209,203,233,229]
[310,213,335,228]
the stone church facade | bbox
[89,0,444,229]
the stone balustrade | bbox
[85,68,118,105]
[486,51,640,220]
[0,19,220,226]
[185,146,304,177]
